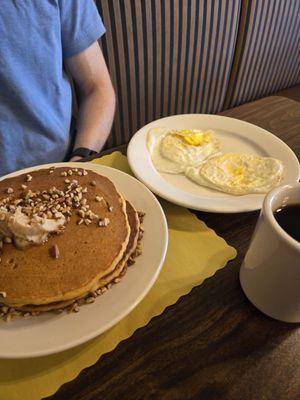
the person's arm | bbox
[65,41,116,161]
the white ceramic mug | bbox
[240,182,300,323]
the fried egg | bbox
[147,128,221,173]
[185,153,284,195]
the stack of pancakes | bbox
[0,167,144,319]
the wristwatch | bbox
[69,147,98,159]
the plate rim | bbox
[127,114,300,213]
[0,162,168,358]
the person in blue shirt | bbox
[0,0,116,176]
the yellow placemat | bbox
[0,153,236,400]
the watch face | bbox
[75,148,91,157]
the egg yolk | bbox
[228,165,250,186]
[231,166,244,176]
[174,131,210,146]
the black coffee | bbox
[274,204,300,242]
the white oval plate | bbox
[0,163,168,358]
[127,114,300,213]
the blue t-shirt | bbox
[0,0,105,176]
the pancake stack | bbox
[0,167,144,320]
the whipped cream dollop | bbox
[0,207,65,248]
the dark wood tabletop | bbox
[48,95,300,400]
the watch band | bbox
[70,147,98,159]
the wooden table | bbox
[48,96,300,400]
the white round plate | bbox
[127,114,300,213]
[0,163,168,358]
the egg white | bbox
[147,128,186,173]
[147,128,221,174]
[185,153,284,195]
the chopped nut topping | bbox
[85,296,95,304]
[50,244,60,259]
[98,217,110,227]
[0,291,7,298]
[0,167,116,260]
[108,205,113,212]
[89,212,98,220]
[138,211,145,222]
[7,188,14,194]
[77,210,85,218]
[70,303,79,313]
[127,258,135,266]
[67,170,73,176]
[49,170,54,174]
[31,311,40,317]
[5,314,11,322]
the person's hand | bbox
[69,155,83,162]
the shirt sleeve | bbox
[59,0,106,58]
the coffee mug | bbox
[240,182,300,323]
